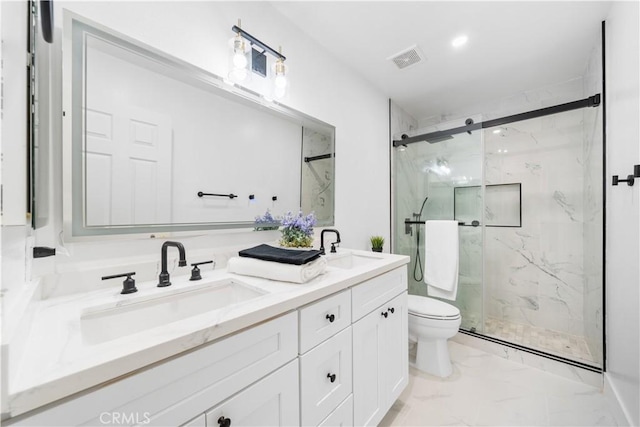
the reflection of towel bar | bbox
[304,153,334,163]
[404,220,479,227]
[197,192,237,199]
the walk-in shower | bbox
[392,89,604,370]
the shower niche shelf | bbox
[454,183,522,228]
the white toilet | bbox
[408,294,461,377]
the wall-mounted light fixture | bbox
[229,20,288,99]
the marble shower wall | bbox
[390,100,418,259]
[484,108,587,338]
[301,128,334,225]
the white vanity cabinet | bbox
[298,290,353,427]
[181,414,206,427]
[10,312,298,427]
[205,360,300,427]
[352,269,409,427]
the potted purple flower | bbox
[254,210,280,231]
[279,210,317,248]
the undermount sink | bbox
[325,251,382,270]
[81,278,267,345]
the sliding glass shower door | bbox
[392,102,604,369]
[482,107,603,368]
[393,125,484,333]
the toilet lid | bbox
[408,295,460,319]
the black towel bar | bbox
[197,191,237,199]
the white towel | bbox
[424,220,459,301]
[227,256,327,284]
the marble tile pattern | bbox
[380,341,622,426]
[484,107,594,344]
[484,317,595,365]
[300,127,334,225]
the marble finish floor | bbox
[483,317,597,366]
[380,341,622,426]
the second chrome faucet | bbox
[158,241,187,287]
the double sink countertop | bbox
[5,249,409,418]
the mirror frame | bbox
[62,11,335,240]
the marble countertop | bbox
[5,249,409,418]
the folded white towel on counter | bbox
[227,256,327,284]
[425,220,459,301]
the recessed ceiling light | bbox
[452,35,468,48]
[493,129,501,134]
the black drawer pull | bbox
[326,313,335,323]
[327,373,336,383]
[218,416,231,427]
[388,307,395,314]
[381,311,388,318]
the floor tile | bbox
[384,341,619,426]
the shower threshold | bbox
[460,321,602,372]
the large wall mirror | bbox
[61,12,335,239]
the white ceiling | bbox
[271,1,612,122]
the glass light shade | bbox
[228,35,251,83]
[271,59,288,99]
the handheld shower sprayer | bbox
[413,196,429,282]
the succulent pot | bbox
[372,247,383,253]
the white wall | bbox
[1,0,28,227]
[23,1,388,283]
[604,2,640,425]
[1,1,31,316]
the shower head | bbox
[401,134,409,139]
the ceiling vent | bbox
[387,45,425,70]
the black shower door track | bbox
[391,94,601,147]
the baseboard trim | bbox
[604,373,635,426]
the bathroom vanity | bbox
[3,249,409,426]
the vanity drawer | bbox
[352,267,407,322]
[205,359,299,427]
[299,289,351,353]
[300,326,353,427]
[318,394,353,427]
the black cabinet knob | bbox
[388,307,395,314]
[327,373,336,383]
[218,416,231,427]
[381,311,388,318]
[326,313,335,323]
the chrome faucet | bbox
[320,229,341,255]
[158,241,187,287]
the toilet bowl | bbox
[408,294,461,377]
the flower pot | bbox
[372,247,383,253]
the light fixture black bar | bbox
[232,25,286,61]
[392,94,601,147]
[197,192,237,199]
[304,153,334,163]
